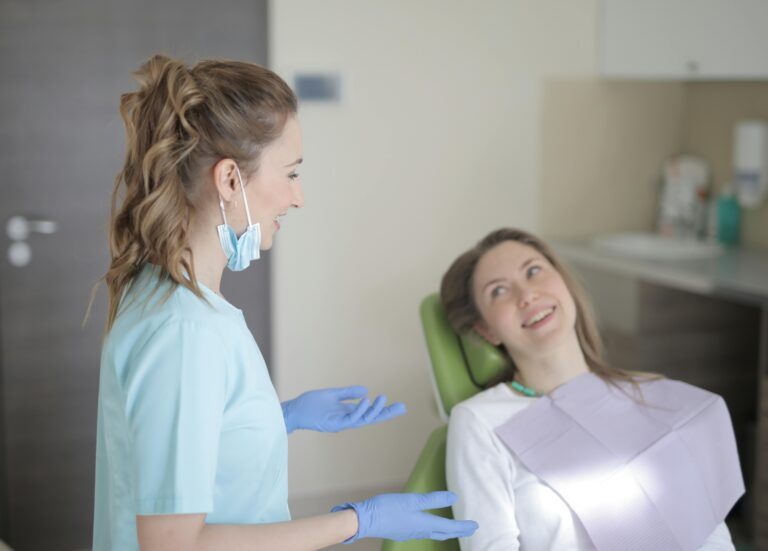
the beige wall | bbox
[682,82,768,249]
[269,0,598,500]
[540,81,685,238]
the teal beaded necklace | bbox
[509,379,543,397]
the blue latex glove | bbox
[331,491,478,543]
[281,386,407,434]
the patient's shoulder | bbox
[451,383,536,429]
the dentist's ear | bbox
[473,320,502,347]
[212,158,241,202]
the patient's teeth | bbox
[525,307,554,327]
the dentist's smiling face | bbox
[471,240,578,359]
[242,115,304,250]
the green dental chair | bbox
[381,294,508,551]
[383,295,757,551]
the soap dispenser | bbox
[734,119,768,209]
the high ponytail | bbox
[99,54,297,331]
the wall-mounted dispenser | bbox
[734,120,768,209]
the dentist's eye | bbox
[288,172,300,181]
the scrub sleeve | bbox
[126,320,226,514]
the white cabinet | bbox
[601,0,768,79]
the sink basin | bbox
[591,232,723,260]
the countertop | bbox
[552,239,768,305]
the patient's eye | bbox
[490,285,507,299]
[526,265,542,279]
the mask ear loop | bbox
[219,195,229,225]
[233,165,254,227]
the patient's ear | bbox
[473,320,502,347]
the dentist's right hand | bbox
[331,491,479,543]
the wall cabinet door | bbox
[601,0,768,79]
[756,311,768,549]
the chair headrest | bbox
[459,332,508,387]
[420,293,509,416]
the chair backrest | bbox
[379,295,508,551]
[381,426,458,551]
[419,293,508,417]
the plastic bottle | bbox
[716,186,741,247]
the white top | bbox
[445,383,736,551]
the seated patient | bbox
[442,228,743,551]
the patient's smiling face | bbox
[471,240,578,359]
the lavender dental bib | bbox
[494,373,744,551]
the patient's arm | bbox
[697,522,735,551]
[446,404,521,551]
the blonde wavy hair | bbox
[95,54,297,331]
[440,228,656,389]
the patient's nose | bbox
[517,286,538,309]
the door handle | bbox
[5,216,59,267]
[6,216,58,241]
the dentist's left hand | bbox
[281,386,406,434]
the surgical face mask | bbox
[217,165,261,272]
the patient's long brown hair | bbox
[441,228,654,389]
[94,54,297,331]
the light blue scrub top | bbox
[93,264,289,550]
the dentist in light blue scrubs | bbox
[91,54,478,551]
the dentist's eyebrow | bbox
[284,158,303,168]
